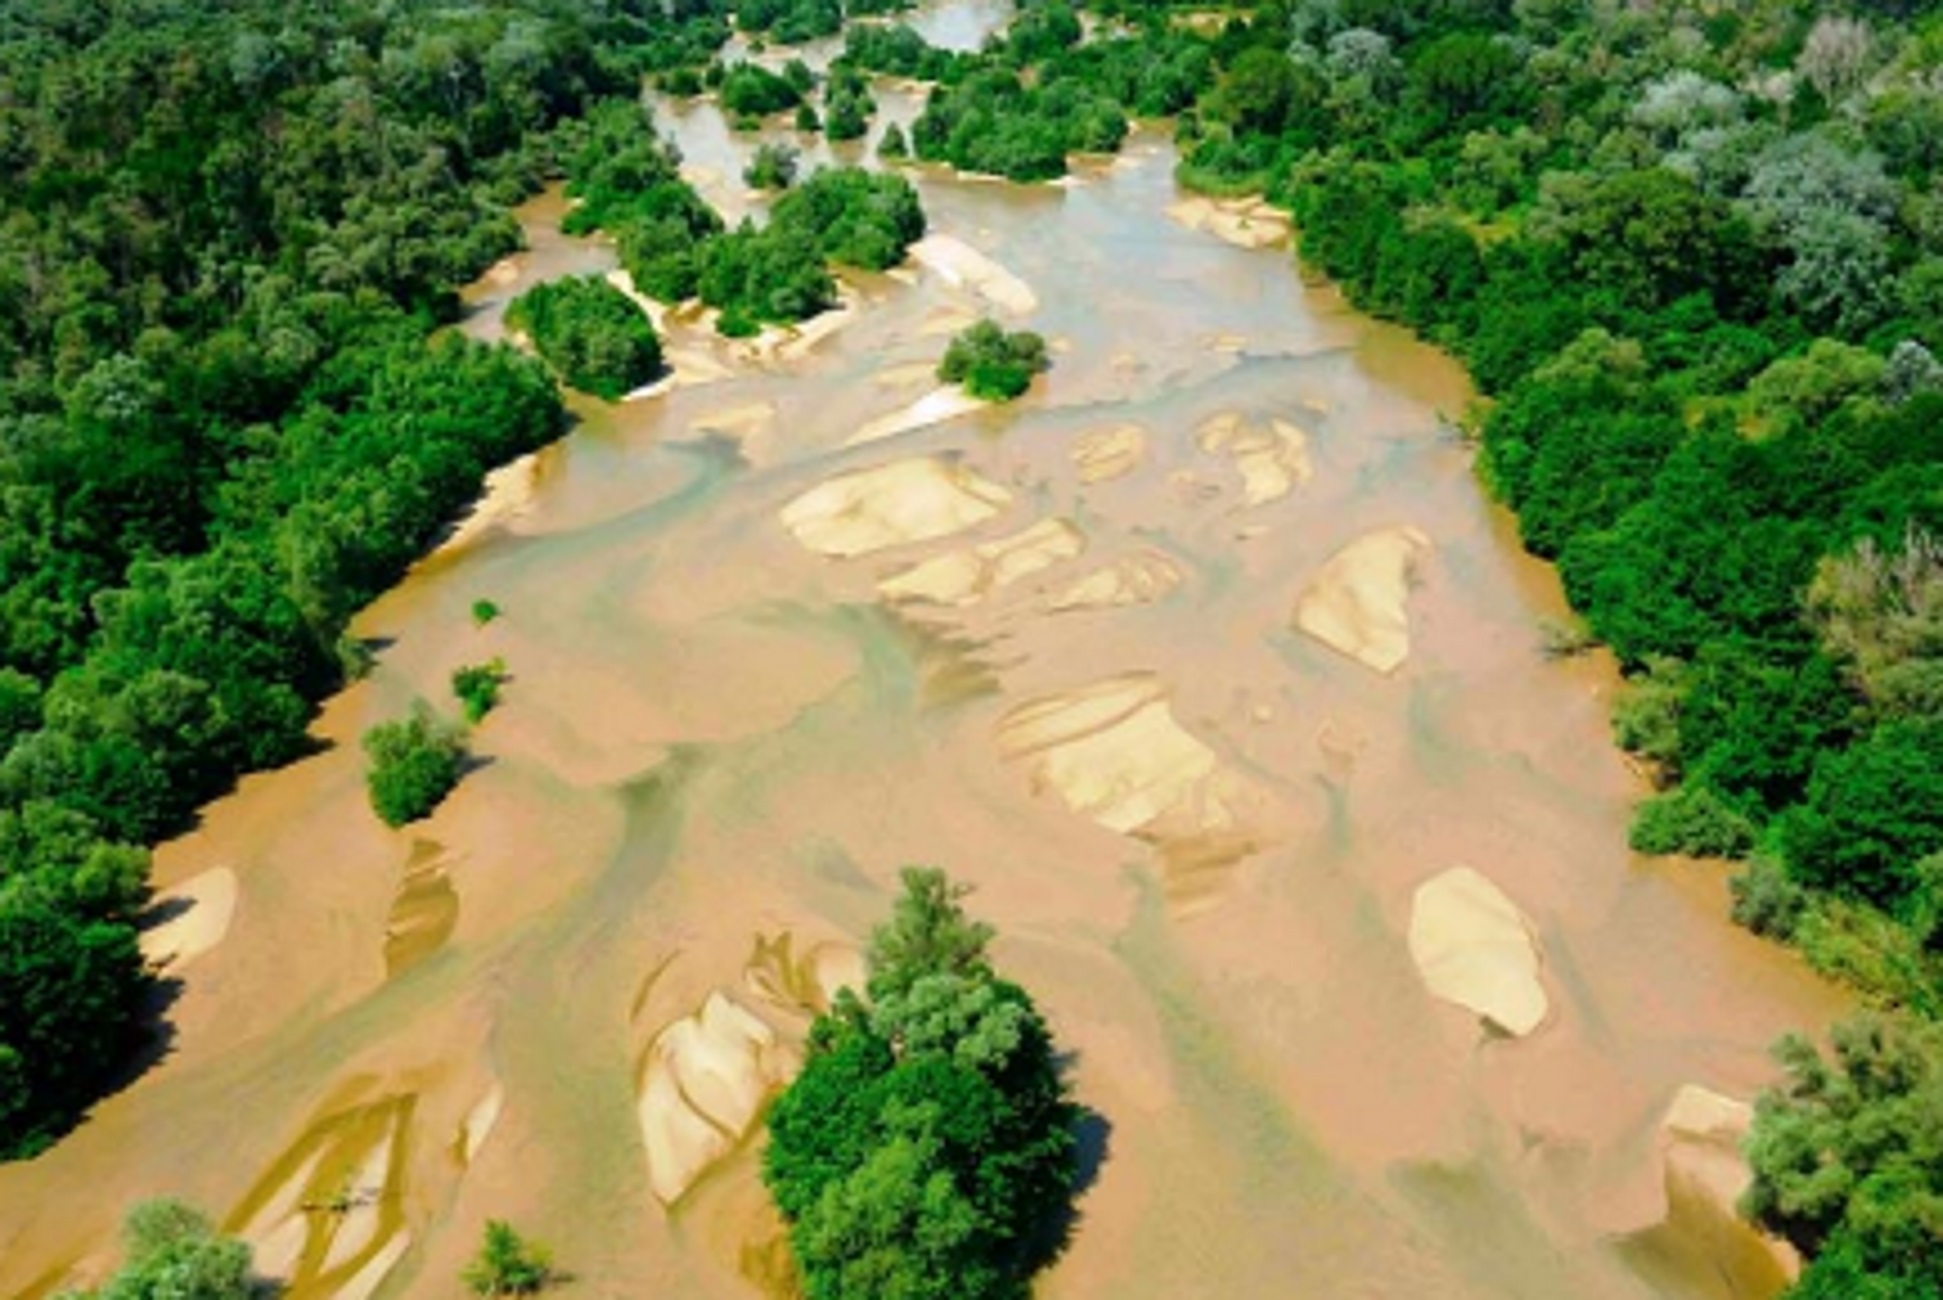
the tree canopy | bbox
[764,867,1080,1300]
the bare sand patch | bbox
[1072,424,1148,484]
[879,517,1085,607]
[1167,195,1293,250]
[1197,413,1312,507]
[139,867,238,972]
[1048,553,1183,612]
[1406,866,1548,1037]
[996,673,1242,838]
[910,234,1040,315]
[1294,526,1432,674]
[637,992,797,1205]
[456,1082,504,1167]
[1651,1085,1800,1287]
[439,453,542,554]
[780,456,1012,558]
[847,385,988,447]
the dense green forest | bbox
[0,0,730,1155]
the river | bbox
[0,11,1845,1298]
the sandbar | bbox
[1072,424,1148,484]
[1406,866,1548,1037]
[1293,526,1432,674]
[910,234,1040,315]
[780,456,1012,558]
[880,517,1085,607]
[138,867,238,972]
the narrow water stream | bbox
[0,17,1846,1298]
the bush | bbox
[62,1200,257,1300]
[1628,782,1758,857]
[362,705,467,828]
[463,1220,554,1296]
[720,63,803,120]
[505,276,662,401]
[938,320,1050,400]
[744,142,800,190]
[471,599,501,627]
[451,660,507,725]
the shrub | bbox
[451,659,507,724]
[362,705,467,827]
[63,1200,256,1300]
[463,1220,554,1296]
[938,320,1049,400]
[744,142,801,190]
[1628,782,1758,857]
[471,599,501,627]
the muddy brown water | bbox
[0,29,1845,1300]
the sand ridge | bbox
[780,455,1013,558]
[1047,552,1184,612]
[1072,424,1148,484]
[1293,525,1433,674]
[138,867,238,972]
[1166,195,1293,250]
[910,233,1040,315]
[1196,412,1313,507]
[879,517,1086,607]
[1406,866,1549,1037]
[847,385,990,447]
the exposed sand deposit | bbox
[780,455,1012,557]
[880,517,1086,606]
[1196,412,1313,506]
[1407,866,1549,1037]
[996,673,1244,839]
[1071,424,1148,484]
[1294,525,1433,673]
[637,992,797,1205]
[910,233,1040,314]
[1047,552,1183,611]
[1166,195,1293,250]
[138,867,238,972]
[848,384,989,446]
[438,452,543,553]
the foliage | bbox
[824,63,878,141]
[471,599,502,627]
[745,142,802,190]
[913,69,1127,181]
[362,705,468,828]
[721,62,804,122]
[763,867,1079,1300]
[452,660,508,725]
[463,1220,555,1296]
[507,277,663,401]
[938,322,1049,401]
[1745,1014,1943,1292]
[59,1199,257,1300]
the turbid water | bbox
[0,14,1847,1297]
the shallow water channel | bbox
[0,15,1846,1298]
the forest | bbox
[5,0,1943,1293]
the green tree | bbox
[1745,1014,1943,1293]
[506,276,663,401]
[764,868,1079,1300]
[362,705,467,828]
[938,321,1049,401]
[63,1199,257,1300]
